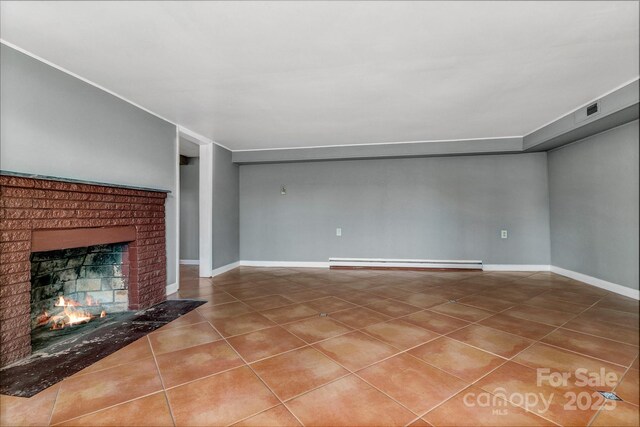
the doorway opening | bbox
[177,127,214,281]
[179,137,200,267]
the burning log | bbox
[38,295,107,330]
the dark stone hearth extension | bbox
[0,175,168,367]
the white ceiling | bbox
[1,1,638,151]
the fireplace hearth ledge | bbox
[0,170,171,194]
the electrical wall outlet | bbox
[501,230,508,239]
[336,227,342,237]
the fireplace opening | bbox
[30,243,132,349]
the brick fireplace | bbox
[0,173,169,367]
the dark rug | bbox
[0,299,205,397]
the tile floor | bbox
[1,266,638,426]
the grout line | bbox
[537,340,636,369]
[204,320,308,426]
[48,390,173,426]
[226,403,284,427]
[147,334,178,427]
[45,382,62,426]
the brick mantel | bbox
[0,175,168,367]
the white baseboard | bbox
[240,260,330,268]
[483,265,550,271]
[211,261,240,277]
[551,266,639,300]
[329,258,482,269]
[166,282,178,295]
[179,259,200,265]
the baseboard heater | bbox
[328,258,483,271]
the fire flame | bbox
[41,295,107,329]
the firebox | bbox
[30,243,129,333]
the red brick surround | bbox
[0,175,168,367]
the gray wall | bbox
[179,158,200,260]
[0,44,178,285]
[548,120,639,290]
[240,153,551,264]
[212,145,240,268]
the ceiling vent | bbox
[575,100,601,124]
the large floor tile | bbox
[166,366,279,426]
[329,307,391,328]
[210,312,276,337]
[56,392,174,426]
[591,401,640,426]
[563,315,640,346]
[197,301,254,320]
[76,337,153,376]
[151,310,209,333]
[314,331,398,371]
[476,361,608,426]
[580,307,640,328]
[362,319,440,350]
[286,375,416,426]
[148,321,222,355]
[0,385,59,427]
[395,282,438,293]
[227,326,306,362]
[501,304,576,327]
[513,343,626,390]
[50,357,163,424]
[285,289,329,303]
[358,353,468,413]
[283,316,353,343]
[303,296,357,313]
[408,337,505,382]
[260,303,319,324]
[595,295,640,314]
[242,294,295,311]
[422,386,554,426]
[447,324,533,358]
[429,302,493,322]
[523,295,589,314]
[456,294,516,312]
[252,347,348,400]
[541,328,639,367]
[333,290,389,306]
[539,289,602,306]
[478,313,556,340]
[232,405,301,426]
[615,369,639,405]
[402,310,470,334]
[178,287,232,302]
[367,286,416,300]
[365,299,423,318]
[391,292,448,309]
[227,287,279,300]
[478,288,537,304]
[156,340,245,388]
[419,287,468,301]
